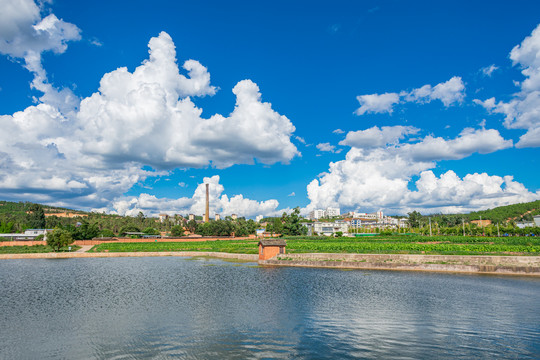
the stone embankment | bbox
[259,253,540,276]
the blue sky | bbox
[1,0,539,217]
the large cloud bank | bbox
[0,1,298,214]
[106,176,283,218]
[306,126,539,214]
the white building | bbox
[0,229,52,241]
[326,207,341,217]
[303,221,349,236]
[398,218,408,228]
[256,215,263,223]
[309,209,326,220]
[309,207,341,220]
[534,215,540,227]
[516,221,535,229]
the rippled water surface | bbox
[1,257,539,359]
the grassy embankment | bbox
[88,235,540,256]
[0,245,81,254]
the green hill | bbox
[467,200,540,223]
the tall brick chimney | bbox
[204,183,209,223]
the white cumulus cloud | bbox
[108,176,284,218]
[0,19,299,210]
[475,24,540,148]
[304,126,528,214]
[339,126,419,148]
[354,92,400,115]
[0,0,81,114]
[481,64,499,77]
[316,143,337,152]
[355,76,465,115]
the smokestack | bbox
[204,183,209,223]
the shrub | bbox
[170,225,185,237]
[143,227,160,235]
[98,229,115,237]
[46,229,74,252]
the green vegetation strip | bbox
[88,235,540,256]
[284,235,540,255]
[89,240,260,254]
[0,245,80,254]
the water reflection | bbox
[0,257,539,359]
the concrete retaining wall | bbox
[259,253,540,276]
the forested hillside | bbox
[467,200,540,223]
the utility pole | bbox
[497,222,500,237]
[429,217,432,237]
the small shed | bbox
[259,239,286,260]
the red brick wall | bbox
[259,244,285,260]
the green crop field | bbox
[0,245,80,254]
[89,240,260,254]
[87,235,540,256]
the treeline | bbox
[0,202,267,239]
[264,208,307,236]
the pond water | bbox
[0,257,539,359]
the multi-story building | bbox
[326,207,341,217]
[303,221,349,236]
[309,207,341,220]
[309,209,326,220]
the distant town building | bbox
[231,214,238,220]
[326,207,341,217]
[256,215,264,223]
[398,218,408,228]
[303,221,349,236]
[0,229,52,241]
[158,214,169,223]
[309,209,326,220]
[215,214,220,221]
[188,214,195,221]
[534,215,540,227]
[516,221,535,229]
